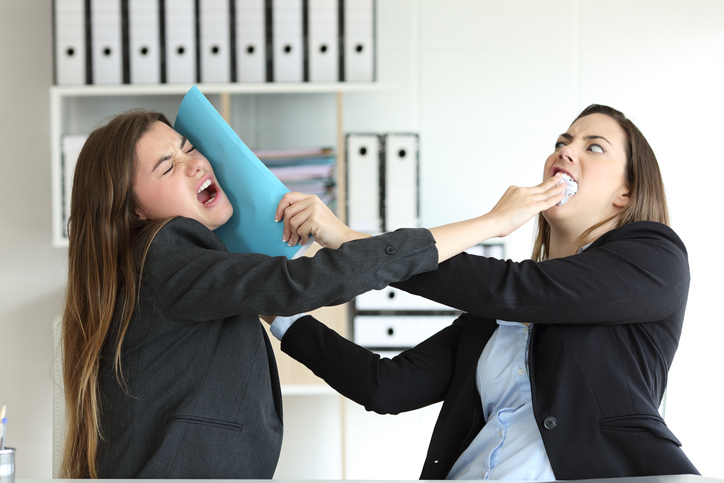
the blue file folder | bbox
[174,85,312,259]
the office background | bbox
[1,0,723,479]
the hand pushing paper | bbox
[174,86,313,259]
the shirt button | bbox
[385,246,396,255]
[543,416,557,430]
[517,367,525,376]
[497,429,503,437]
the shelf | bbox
[281,384,338,396]
[50,82,391,97]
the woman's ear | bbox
[134,207,148,220]
[613,188,631,209]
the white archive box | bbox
[235,0,267,82]
[54,0,86,85]
[308,0,339,82]
[199,0,232,83]
[355,287,455,312]
[346,133,382,233]
[90,0,123,84]
[353,315,453,349]
[272,0,304,81]
[128,0,161,84]
[165,0,197,83]
[343,0,374,81]
[383,133,419,231]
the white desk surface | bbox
[15,475,724,483]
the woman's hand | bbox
[428,174,565,263]
[275,192,371,249]
[486,173,566,238]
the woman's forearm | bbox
[429,216,496,263]
[429,175,566,263]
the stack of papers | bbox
[254,147,337,211]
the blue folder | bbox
[174,86,312,259]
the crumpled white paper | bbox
[557,173,578,206]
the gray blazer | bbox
[97,217,438,478]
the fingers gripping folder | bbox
[174,86,313,259]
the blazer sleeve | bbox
[392,221,690,325]
[281,314,466,415]
[143,217,438,322]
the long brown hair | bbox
[532,104,669,261]
[60,109,173,478]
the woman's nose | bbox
[558,144,575,163]
[185,155,204,175]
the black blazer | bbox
[283,221,699,480]
[96,217,438,478]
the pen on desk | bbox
[0,404,6,450]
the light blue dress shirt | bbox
[270,313,306,340]
[446,321,555,480]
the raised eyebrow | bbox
[584,135,612,147]
[557,133,612,147]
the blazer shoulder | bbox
[151,217,228,252]
[594,221,687,254]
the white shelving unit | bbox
[49,82,389,247]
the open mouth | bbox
[197,178,219,205]
[552,167,576,182]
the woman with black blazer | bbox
[60,109,565,479]
[270,104,699,480]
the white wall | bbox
[1,0,722,479]
[0,0,62,478]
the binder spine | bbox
[378,133,385,231]
[159,0,166,83]
[229,0,237,82]
[121,0,130,84]
[302,0,309,82]
[52,0,58,85]
[265,0,273,81]
[85,0,92,84]
[194,0,201,82]
[371,0,376,81]
[337,0,343,81]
